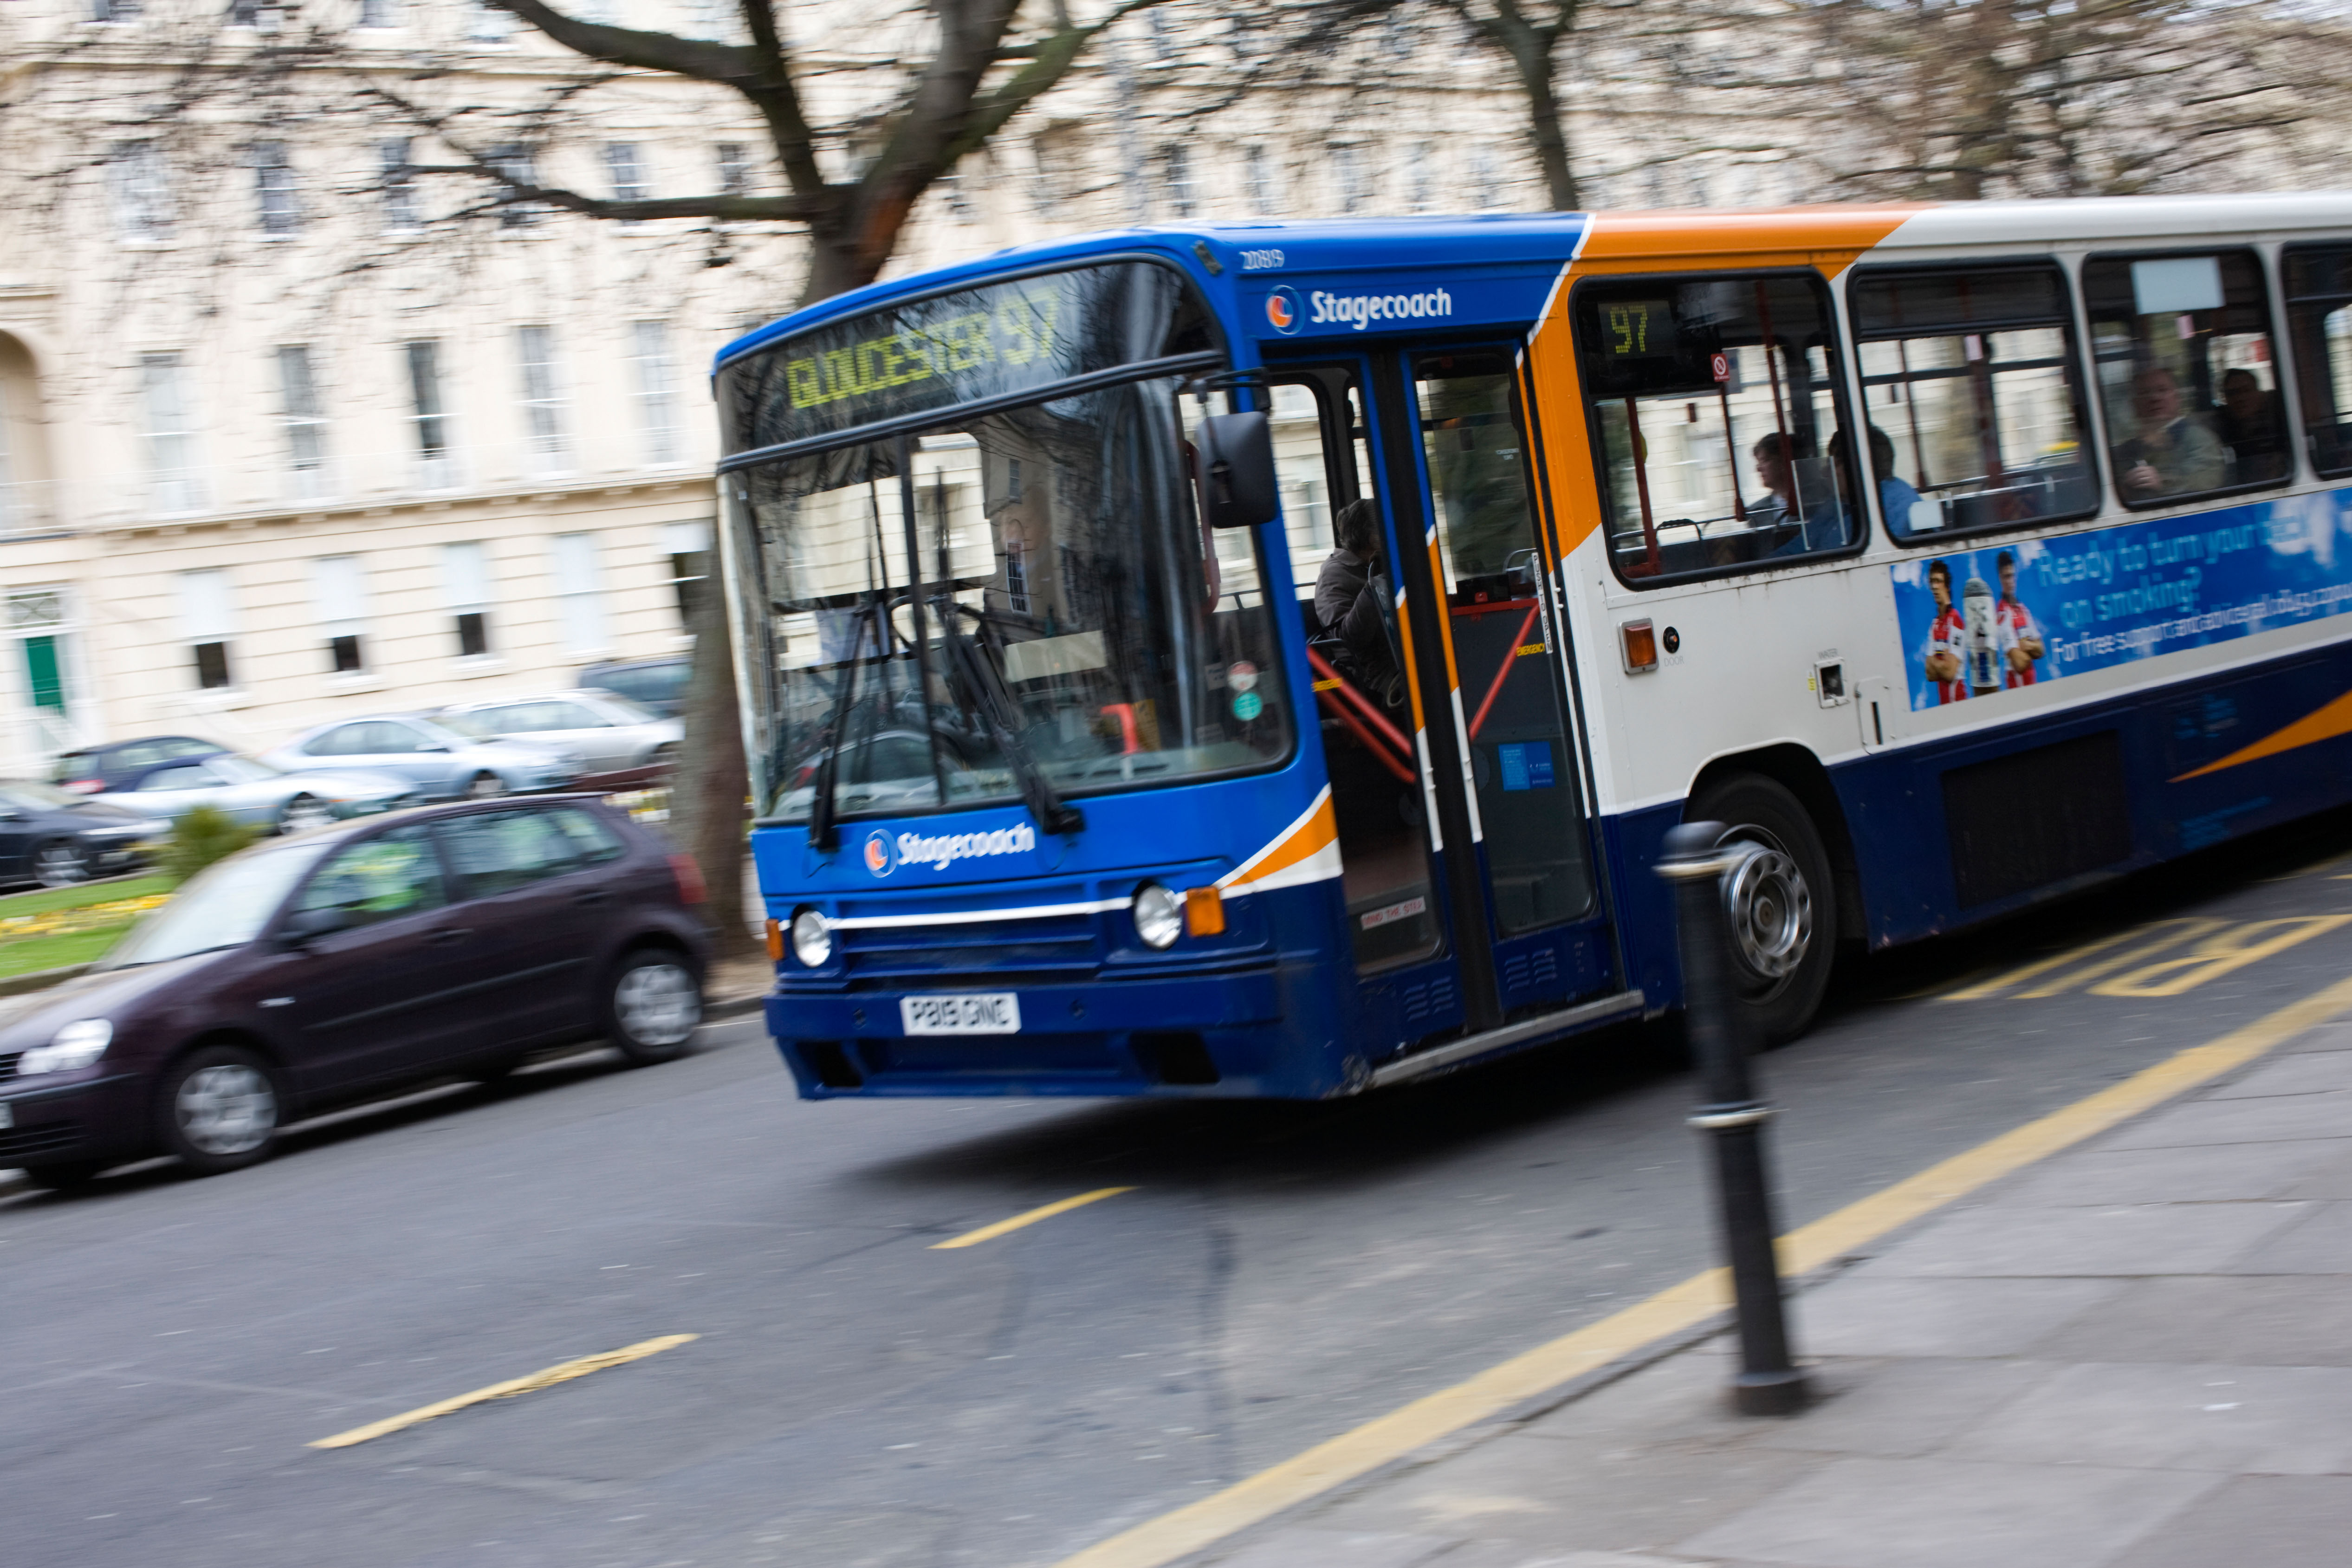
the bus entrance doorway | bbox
[1269,351,1614,1059]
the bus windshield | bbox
[722,272,1289,827]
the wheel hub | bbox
[176,1064,277,1156]
[1719,834,1812,983]
[616,964,700,1046]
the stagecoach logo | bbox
[1265,285,1302,336]
[863,821,1039,877]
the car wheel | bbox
[604,949,703,1065]
[1686,774,1839,1049]
[465,771,506,800]
[279,794,333,834]
[22,1160,103,1190]
[155,1044,282,1176]
[32,840,89,888]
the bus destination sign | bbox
[723,261,1212,454]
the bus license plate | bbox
[901,993,1022,1036]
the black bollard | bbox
[1657,821,1810,1416]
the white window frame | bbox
[312,554,370,674]
[629,321,681,467]
[516,324,570,473]
[405,339,454,487]
[109,143,173,240]
[442,541,495,659]
[178,569,239,691]
[549,532,608,654]
[138,352,206,515]
[277,344,330,499]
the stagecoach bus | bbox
[715,194,2352,1099]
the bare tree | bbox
[372,0,1180,960]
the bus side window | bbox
[2284,244,2352,479]
[1571,273,1861,584]
[1848,262,2099,540]
[2082,249,2290,505]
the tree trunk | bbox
[1514,38,1580,210]
[674,568,758,962]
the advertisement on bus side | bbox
[1889,487,2352,711]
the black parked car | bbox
[52,736,223,794]
[577,657,690,719]
[0,796,711,1187]
[0,782,169,887]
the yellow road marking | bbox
[2016,917,2227,998]
[931,1187,1135,1250]
[2092,914,2352,997]
[308,1334,698,1450]
[1049,970,2352,1568]
[1939,927,2145,1001]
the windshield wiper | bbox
[805,601,876,852]
[939,601,1084,837]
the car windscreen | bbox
[209,755,282,782]
[434,712,497,739]
[100,843,331,968]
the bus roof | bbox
[716,192,2352,372]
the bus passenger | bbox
[2114,366,2227,499]
[2215,368,2290,483]
[1923,558,1967,704]
[1830,426,1925,537]
[1994,551,2044,687]
[1315,499,1403,705]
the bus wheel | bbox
[1687,775,1836,1047]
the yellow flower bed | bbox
[0,892,171,940]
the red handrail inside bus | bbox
[1466,603,1543,741]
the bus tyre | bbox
[1687,775,1836,1048]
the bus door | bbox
[1263,363,1466,1039]
[1377,347,1609,1026]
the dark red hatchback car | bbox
[0,797,709,1187]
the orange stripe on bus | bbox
[1529,204,1932,561]
[2173,686,2352,781]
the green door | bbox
[21,634,63,713]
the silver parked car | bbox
[95,752,419,834]
[261,715,584,800]
[436,690,682,775]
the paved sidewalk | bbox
[1199,1017,2352,1568]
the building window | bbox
[516,325,569,471]
[91,0,139,20]
[178,569,237,690]
[109,143,173,240]
[252,141,298,237]
[604,142,647,204]
[378,139,420,232]
[1406,141,1433,214]
[1245,144,1275,214]
[442,541,494,658]
[1332,143,1366,214]
[312,554,369,674]
[138,353,205,514]
[468,0,512,42]
[549,533,607,653]
[277,344,329,498]
[1469,145,1498,211]
[1004,538,1030,614]
[357,0,398,26]
[488,144,537,227]
[405,339,452,485]
[665,520,711,626]
[1161,146,1194,219]
[630,321,679,466]
[715,143,748,197]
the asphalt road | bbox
[15,810,2352,1568]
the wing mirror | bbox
[279,905,352,947]
[1193,411,1280,530]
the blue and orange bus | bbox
[714,194,2352,1098]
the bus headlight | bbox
[1132,882,1183,950]
[790,908,833,967]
